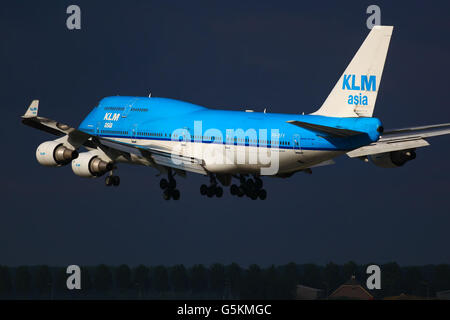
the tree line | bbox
[1,262,450,299]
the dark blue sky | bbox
[1,0,450,267]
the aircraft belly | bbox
[112,138,341,175]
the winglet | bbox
[23,100,39,118]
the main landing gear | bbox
[160,169,180,200]
[230,175,267,200]
[200,175,223,198]
[105,173,120,187]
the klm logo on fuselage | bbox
[104,113,120,121]
[342,74,376,106]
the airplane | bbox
[22,26,450,200]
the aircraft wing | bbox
[347,123,450,158]
[21,100,92,147]
[21,100,208,175]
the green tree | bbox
[81,267,93,295]
[15,266,31,296]
[153,265,169,293]
[93,264,113,293]
[381,262,402,297]
[190,264,208,294]
[226,263,242,298]
[241,264,264,299]
[116,264,132,293]
[278,262,298,299]
[342,261,359,281]
[133,265,149,297]
[170,265,189,293]
[34,265,52,297]
[264,265,280,299]
[402,266,423,295]
[433,264,450,292]
[0,266,12,297]
[209,263,225,295]
[323,262,341,293]
[301,264,322,289]
[54,267,68,297]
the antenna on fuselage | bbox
[263,108,267,113]
[148,92,152,98]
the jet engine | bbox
[370,149,417,168]
[36,141,78,166]
[71,151,113,178]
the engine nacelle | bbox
[370,149,417,168]
[36,141,78,167]
[71,152,113,178]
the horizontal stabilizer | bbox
[347,139,429,158]
[286,120,364,137]
[382,123,450,140]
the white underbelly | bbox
[116,138,340,175]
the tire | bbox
[105,176,113,186]
[254,178,263,189]
[200,184,208,195]
[169,179,176,189]
[246,179,254,188]
[172,189,180,200]
[112,176,120,186]
[163,189,171,200]
[230,184,238,195]
[160,178,168,189]
[258,189,267,200]
[215,186,223,198]
[250,192,258,200]
[207,187,214,198]
[238,187,244,197]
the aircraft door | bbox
[131,124,138,144]
[292,134,302,154]
[122,98,137,118]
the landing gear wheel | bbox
[200,184,208,195]
[160,178,168,189]
[258,189,267,200]
[172,189,180,200]
[105,176,113,186]
[254,178,263,189]
[112,176,120,186]
[206,187,215,198]
[168,179,176,189]
[215,186,223,198]
[163,189,171,200]
[230,184,239,195]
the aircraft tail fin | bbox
[312,26,393,118]
[23,100,39,118]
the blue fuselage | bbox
[78,96,381,153]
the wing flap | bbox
[152,153,208,175]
